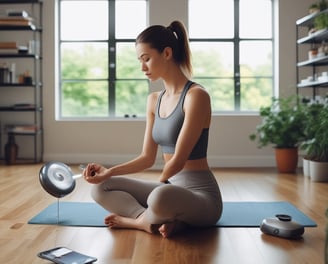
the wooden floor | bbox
[0,164,327,264]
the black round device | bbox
[260,214,304,239]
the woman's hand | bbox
[83,163,110,184]
[159,173,170,184]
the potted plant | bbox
[309,3,320,14]
[314,12,328,30]
[309,0,327,14]
[301,98,328,181]
[300,98,324,177]
[249,96,307,173]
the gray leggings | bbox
[91,170,223,226]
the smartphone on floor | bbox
[38,246,97,264]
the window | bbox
[189,0,274,112]
[58,0,147,119]
[58,0,274,119]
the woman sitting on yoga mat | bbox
[83,20,223,238]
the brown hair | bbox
[136,20,192,77]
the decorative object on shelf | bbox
[317,41,328,56]
[0,62,16,84]
[318,71,328,82]
[309,0,328,14]
[5,124,38,134]
[23,70,32,84]
[309,3,320,14]
[249,96,307,173]
[308,46,318,60]
[4,133,18,165]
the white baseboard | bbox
[43,153,298,168]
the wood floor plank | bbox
[0,164,327,263]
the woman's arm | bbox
[159,86,211,182]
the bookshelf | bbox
[0,0,43,164]
[296,9,328,98]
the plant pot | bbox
[309,160,328,182]
[275,148,298,173]
[303,157,310,177]
[309,7,320,14]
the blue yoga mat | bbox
[28,201,317,227]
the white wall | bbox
[39,0,313,168]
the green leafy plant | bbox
[309,3,320,10]
[309,0,327,11]
[313,1,328,29]
[249,96,307,149]
[301,99,328,162]
[314,12,328,29]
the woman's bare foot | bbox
[104,213,188,238]
[104,212,153,234]
[158,221,188,238]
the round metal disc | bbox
[39,161,76,198]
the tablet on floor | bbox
[38,246,97,264]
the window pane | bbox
[59,0,148,119]
[240,41,272,76]
[116,42,145,79]
[240,78,272,111]
[240,0,272,38]
[191,42,233,77]
[189,0,274,113]
[61,43,108,79]
[60,1,108,40]
[240,41,273,111]
[61,81,108,117]
[189,0,234,38]
[116,0,147,39]
[116,80,148,117]
[194,78,235,111]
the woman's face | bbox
[136,43,170,81]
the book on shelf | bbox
[0,104,37,110]
[0,10,35,28]
[0,16,33,22]
[7,10,30,18]
[0,19,35,27]
[0,42,18,53]
[0,42,17,49]
[13,103,36,110]
[5,124,38,134]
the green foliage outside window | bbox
[61,43,272,117]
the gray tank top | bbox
[152,81,208,160]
